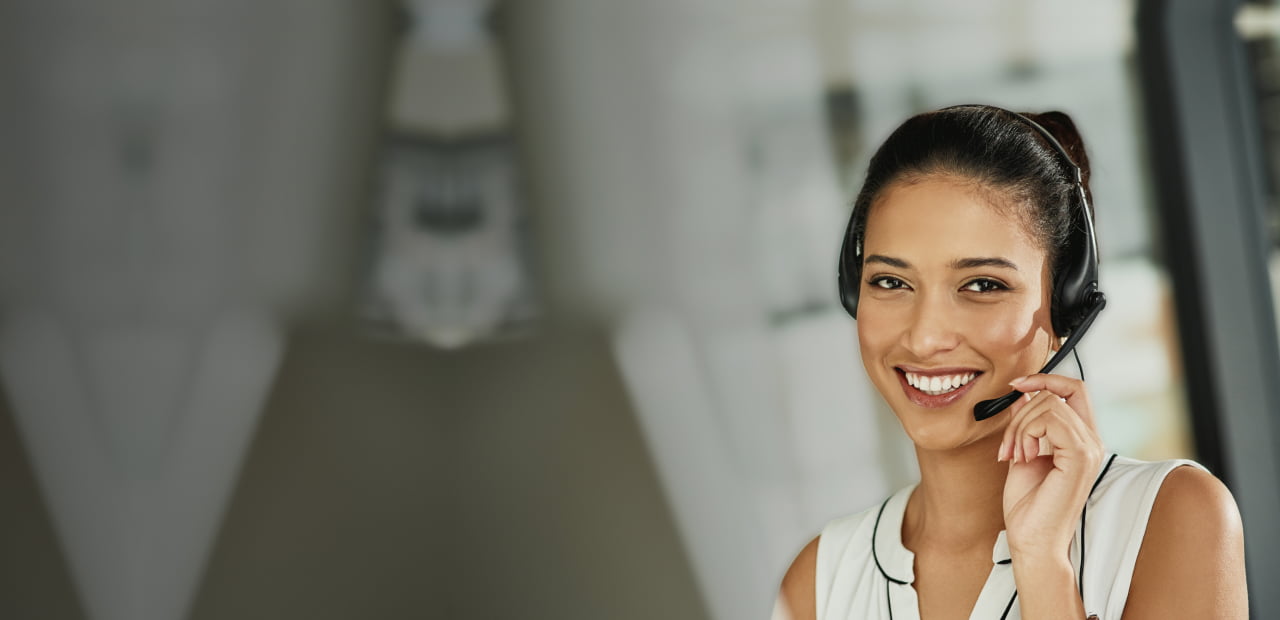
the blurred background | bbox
[0,0,1277,618]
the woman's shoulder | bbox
[777,485,914,620]
[1100,453,1204,475]
[1082,454,1232,549]
[1090,453,1234,531]
[1084,454,1218,547]
[1122,456,1247,617]
[818,499,885,541]
[1074,454,1245,616]
[1138,462,1241,564]
[1089,454,1208,506]
[1145,462,1237,523]
[773,486,916,620]
[1106,453,1240,552]
[816,482,916,566]
[778,535,821,620]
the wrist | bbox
[1007,533,1072,561]
[1010,554,1084,619]
[1009,551,1074,578]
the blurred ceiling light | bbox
[361,0,536,349]
[1236,3,1280,41]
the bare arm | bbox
[1122,465,1248,619]
[776,536,820,620]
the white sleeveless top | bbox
[814,455,1204,620]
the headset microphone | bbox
[972,291,1106,421]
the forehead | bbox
[862,177,1046,266]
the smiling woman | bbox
[777,106,1247,620]
[859,178,1057,437]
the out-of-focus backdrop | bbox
[0,0,1277,619]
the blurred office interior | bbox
[0,0,1277,618]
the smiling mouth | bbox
[901,370,979,396]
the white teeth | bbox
[905,371,977,396]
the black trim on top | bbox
[999,591,1019,620]
[1079,453,1120,599]
[885,579,893,620]
[871,495,911,586]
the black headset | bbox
[836,105,1107,421]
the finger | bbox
[1001,391,1037,461]
[1020,411,1097,478]
[1005,389,1068,462]
[1009,373,1096,429]
[1017,403,1096,466]
[1020,414,1068,466]
[1011,394,1091,463]
[1013,376,1105,453]
[1004,390,1056,462]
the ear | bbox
[1046,336,1066,363]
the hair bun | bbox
[1022,111,1092,204]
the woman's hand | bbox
[999,373,1105,559]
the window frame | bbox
[1137,0,1280,614]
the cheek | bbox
[974,308,1029,345]
[964,301,1053,360]
[856,304,897,356]
[856,304,905,390]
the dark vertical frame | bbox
[1138,0,1280,615]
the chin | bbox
[894,404,1004,453]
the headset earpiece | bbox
[837,216,861,318]
[1033,122,1101,339]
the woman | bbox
[778,105,1247,619]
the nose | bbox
[902,291,961,359]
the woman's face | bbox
[857,175,1057,452]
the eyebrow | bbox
[951,257,1020,271]
[863,254,1020,271]
[864,254,909,268]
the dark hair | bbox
[847,105,1092,282]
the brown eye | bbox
[962,278,1007,293]
[869,276,907,290]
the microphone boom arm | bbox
[973,292,1107,421]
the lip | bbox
[896,365,983,376]
[894,367,983,409]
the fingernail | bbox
[1009,376,1028,387]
